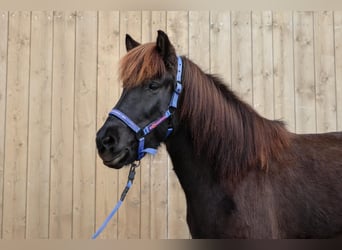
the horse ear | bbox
[125,34,140,52]
[156,30,174,63]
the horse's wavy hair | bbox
[180,58,291,179]
[119,42,291,180]
[119,43,167,88]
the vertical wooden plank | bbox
[0,11,8,238]
[26,11,53,239]
[3,11,31,239]
[209,11,231,86]
[73,11,97,238]
[335,11,342,131]
[231,11,253,104]
[118,11,142,239]
[140,12,171,239]
[49,11,75,239]
[140,10,152,239]
[167,11,189,56]
[149,146,169,239]
[314,11,337,133]
[189,11,210,70]
[96,11,120,239]
[148,11,168,239]
[273,11,295,132]
[252,11,274,119]
[141,11,152,43]
[140,11,170,240]
[166,11,190,239]
[293,12,316,133]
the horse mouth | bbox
[103,149,129,168]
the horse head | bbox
[96,30,181,169]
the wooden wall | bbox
[0,11,341,239]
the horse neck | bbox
[165,123,219,192]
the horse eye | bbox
[148,82,160,91]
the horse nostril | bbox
[102,136,115,148]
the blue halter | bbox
[108,56,183,160]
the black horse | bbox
[96,30,342,238]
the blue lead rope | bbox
[92,163,138,239]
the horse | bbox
[96,30,342,239]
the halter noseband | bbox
[108,56,183,160]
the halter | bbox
[108,56,183,160]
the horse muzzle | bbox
[96,120,137,169]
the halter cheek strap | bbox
[108,56,183,160]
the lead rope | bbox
[91,162,139,239]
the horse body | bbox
[168,124,342,238]
[167,128,342,238]
[96,30,342,238]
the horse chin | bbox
[102,149,130,169]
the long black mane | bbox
[179,58,290,180]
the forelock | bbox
[119,42,167,88]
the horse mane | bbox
[119,42,291,180]
[180,58,291,180]
[119,43,167,88]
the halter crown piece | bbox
[108,56,183,160]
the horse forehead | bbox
[120,51,167,88]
